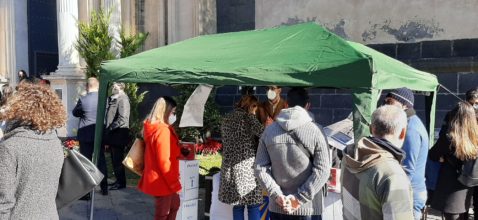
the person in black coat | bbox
[104,82,131,190]
[430,102,478,220]
[72,77,108,196]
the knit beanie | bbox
[386,88,414,108]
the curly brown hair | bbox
[2,83,66,132]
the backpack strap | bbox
[288,130,313,162]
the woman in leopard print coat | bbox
[219,94,264,220]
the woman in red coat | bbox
[138,96,181,220]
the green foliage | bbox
[197,153,222,176]
[76,9,114,78]
[119,31,149,58]
[125,83,147,138]
[118,30,149,138]
[174,85,223,142]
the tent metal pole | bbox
[89,191,95,220]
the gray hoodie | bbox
[254,106,331,216]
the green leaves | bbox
[76,9,114,78]
[120,31,149,58]
[76,8,150,138]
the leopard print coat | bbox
[219,109,264,206]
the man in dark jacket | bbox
[72,77,108,196]
[257,86,287,126]
[105,82,131,190]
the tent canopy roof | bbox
[101,22,438,91]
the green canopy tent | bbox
[95,22,439,165]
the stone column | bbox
[102,0,122,57]
[0,0,8,82]
[121,0,136,36]
[144,0,161,49]
[44,0,85,137]
[167,0,216,44]
[55,0,82,75]
[0,0,29,85]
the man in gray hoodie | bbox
[255,87,330,220]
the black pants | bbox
[79,141,108,192]
[110,144,126,186]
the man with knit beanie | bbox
[385,87,429,220]
[255,87,330,220]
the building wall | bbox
[213,1,478,130]
[256,0,478,44]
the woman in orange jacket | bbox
[138,96,181,220]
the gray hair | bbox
[371,105,407,137]
[113,82,125,90]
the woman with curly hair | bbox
[0,83,66,219]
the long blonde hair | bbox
[147,97,177,124]
[449,101,478,160]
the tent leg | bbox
[89,190,95,220]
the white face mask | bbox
[168,114,177,125]
[267,89,277,101]
[111,86,120,95]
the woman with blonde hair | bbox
[430,101,478,220]
[138,96,182,220]
[0,83,66,219]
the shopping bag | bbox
[122,138,145,176]
[56,148,104,209]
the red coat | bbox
[138,120,182,196]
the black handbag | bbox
[56,148,105,209]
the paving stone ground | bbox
[59,186,464,220]
[59,187,205,220]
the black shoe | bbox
[109,183,126,190]
[79,194,91,201]
[101,189,108,196]
[108,181,117,186]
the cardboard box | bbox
[180,187,199,200]
[179,160,199,190]
[176,199,198,220]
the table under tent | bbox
[91,22,439,218]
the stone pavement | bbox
[59,187,206,220]
[58,186,457,220]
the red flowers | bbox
[63,139,79,150]
[196,138,222,155]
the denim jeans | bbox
[232,204,261,220]
[413,190,427,220]
[269,212,321,220]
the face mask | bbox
[474,104,478,110]
[168,114,177,125]
[267,90,277,101]
[111,87,119,95]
